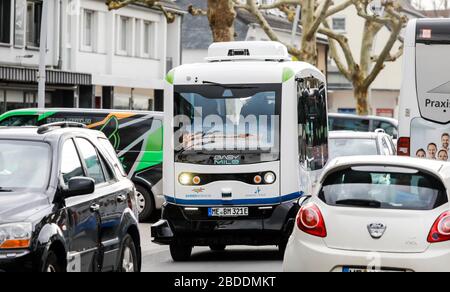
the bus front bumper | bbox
[151,201,299,246]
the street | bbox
[138,222,283,272]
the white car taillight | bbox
[296,203,327,238]
[428,211,450,243]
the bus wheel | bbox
[170,244,192,262]
[209,245,226,252]
[135,185,154,221]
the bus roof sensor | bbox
[206,41,291,62]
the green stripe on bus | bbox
[0,110,38,120]
[135,126,164,172]
[38,111,56,121]
[166,69,175,85]
[282,67,295,82]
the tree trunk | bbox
[354,87,369,116]
[299,0,318,65]
[299,35,318,65]
[207,0,236,42]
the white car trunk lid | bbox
[321,205,440,253]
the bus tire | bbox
[170,244,192,262]
[135,184,154,221]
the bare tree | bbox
[318,1,407,115]
[241,0,407,115]
[235,0,353,65]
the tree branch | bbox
[325,0,353,17]
[188,5,207,16]
[305,0,333,40]
[106,0,175,22]
[245,0,301,56]
[319,20,358,73]
[363,4,406,88]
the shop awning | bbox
[0,66,92,86]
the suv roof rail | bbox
[37,122,87,134]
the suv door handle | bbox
[90,203,100,213]
[117,194,127,203]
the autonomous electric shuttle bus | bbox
[152,41,329,261]
[398,19,450,161]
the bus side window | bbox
[297,78,329,171]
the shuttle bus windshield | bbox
[173,84,281,165]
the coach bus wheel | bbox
[135,185,154,221]
[170,244,192,262]
[209,245,226,252]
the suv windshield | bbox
[319,166,447,210]
[174,84,281,165]
[0,140,51,191]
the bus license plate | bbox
[208,207,249,217]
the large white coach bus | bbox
[398,19,450,161]
[151,41,329,261]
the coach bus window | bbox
[297,78,329,171]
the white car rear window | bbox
[319,166,448,210]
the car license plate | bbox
[342,267,404,273]
[208,207,249,217]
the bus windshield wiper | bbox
[335,199,381,208]
[202,81,257,89]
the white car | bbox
[283,156,450,272]
[329,131,396,161]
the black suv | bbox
[0,122,141,272]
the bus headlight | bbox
[264,172,276,184]
[179,173,192,185]
[0,223,32,249]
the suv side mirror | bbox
[64,177,95,198]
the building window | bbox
[143,21,155,58]
[84,10,93,47]
[80,9,96,52]
[0,0,11,44]
[26,0,42,47]
[117,16,130,55]
[332,17,346,32]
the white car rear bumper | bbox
[283,235,450,272]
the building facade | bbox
[0,0,183,113]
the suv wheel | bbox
[170,244,192,262]
[118,234,138,272]
[44,251,64,272]
[136,185,154,221]
[209,245,226,252]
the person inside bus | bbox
[441,133,449,152]
[438,149,448,162]
[427,143,438,160]
[416,149,426,159]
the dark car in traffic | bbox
[0,122,141,272]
